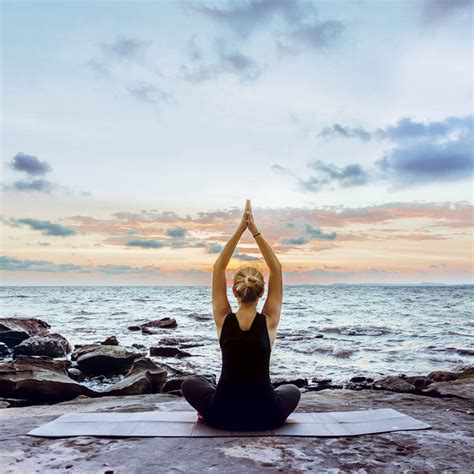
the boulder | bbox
[103,357,167,396]
[0,317,50,347]
[74,345,142,376]
[13,333,72,358]
[150,346,192,358]
[128,326,141,331]
[100,336,119,346]
[0,355,95,403]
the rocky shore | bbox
[1,317,472,408]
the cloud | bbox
[9,179,54,193]
[188,0,344,54]
[280,221,336,247]
[311,114,474,189]
[298,160,368,192]
[125,82,174,112]
[7,152,52,176]
[166,227,187,238]
[7,218,77,237]
[318,124,372,141]
[280,236,308,245]
[417,0,472,24]
[233,251,260,261]
[0,256,88,273]
[180,36,261,83]
[0,255,161,275]
[125,239,165,249]
[100,36,152,62]
[207,243,224,253]
[304,223,336,240]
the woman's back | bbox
[206,311,283,430]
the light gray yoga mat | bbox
[27,408,430,438]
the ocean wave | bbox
[319,325,391,336]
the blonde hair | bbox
[233,266,265,303]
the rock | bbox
[423,366,474,400]
[159,337,180,346]
[1,390,472,472]
[67,368,86,382]
[150,346,192,358]
[374,376,418,394]
[166,389,183,396]
[405,376,431,390]
[128,326,141,331]
[0,355,96,403]
[272,377,308,388]
[13,333,72,358]
[132,343,147,350]
[0,342,10,356]
[0,317,51,347]
[428,370,459,382]
[141,317,178,329]
[100,336,119,346]
[103,357,167,396]
[74,345,142,376]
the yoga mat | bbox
[26,408,430,438]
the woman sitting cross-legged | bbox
[181,199,301,431]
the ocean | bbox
[1,285,472,384]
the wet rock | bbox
[13,333,72,358]
[423,366,474,400]
[141,317,178,330]
[187,312,210,321]
[179,342,207,349]
[128,326,141,331]
[272,377,308,388]
[0,342,10,356]
[132,343,147,350]
[166,389,183,396]
[103,357,167,396]
[0,355,95,403]
[67,368,86,382]
[150,346,192,358]
[100,336,119,346]
[74,345,142,376]
[0,317,51,347]
[159,337,180,346]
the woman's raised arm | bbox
[246,201,283,327]
[212,201,249,321]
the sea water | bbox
[1,285,472,383]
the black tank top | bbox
[205,311,283,431]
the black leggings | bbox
[181,375,301,426]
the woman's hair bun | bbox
[245,275,258,287]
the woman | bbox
[181,199,301,431]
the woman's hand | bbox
[238,199,250,232]
[246,200,259,235]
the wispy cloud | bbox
[180,36,261,83]
[125,239,165,249]
[417,0,472,24]
[298,160,368,192]
[188,0,344,55]
[0,255,161,274]
[6,218,77,237]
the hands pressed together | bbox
[239,199,260,237]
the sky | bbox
[1,0,473,285]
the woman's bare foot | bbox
[197,412,205,422]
